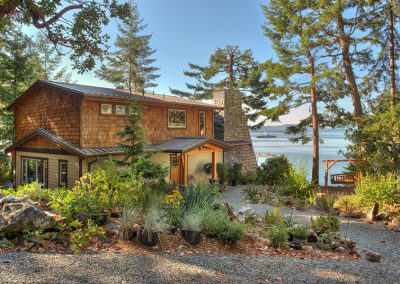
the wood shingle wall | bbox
[14,85,81,146]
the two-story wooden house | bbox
[6,80,231,188]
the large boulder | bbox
[0,195,58,233]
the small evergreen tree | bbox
[97,1,159,95]
[117,104,167,179]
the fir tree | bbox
[117,104,167,179]
[170,45,269,128]
[262,0,344,184]
[33,33,73,82]
[97,1,159,95]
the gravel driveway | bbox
[0,186,399,284]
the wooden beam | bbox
[212,149,218,180]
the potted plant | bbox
[290,224,310,244]
[139,210,167,247]
[181,211,201,246]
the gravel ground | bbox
[0,186,398,284]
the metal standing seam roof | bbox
[37,80,220,108]
[6,129,231,157]
[144,137,232,153]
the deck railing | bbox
[330,173,356,184]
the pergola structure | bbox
[322,159,362,192]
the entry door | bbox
[170,155,181,184]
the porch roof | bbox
[6,129,231,158]
[144,137,232,153]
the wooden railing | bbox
[330,174,356,184]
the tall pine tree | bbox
[97,1,159,95]
[170,45,269,128]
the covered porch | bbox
[146,137,232,185]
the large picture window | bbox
[199,111,206,137]
[21,157,48,187]
[168,109,186,128]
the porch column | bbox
[324,160,329,192]
[212,150,218,180]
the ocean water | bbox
[252,128,348,185]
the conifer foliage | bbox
[97,1,159,95]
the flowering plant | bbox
[163,188,184,226]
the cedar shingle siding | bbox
[14,84,81,146]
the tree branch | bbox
[31,4,83,29]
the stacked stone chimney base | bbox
[214,89,258,173]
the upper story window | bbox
[168,109,186,129]
[116,105,126,115]
[199,111,206,137]
[101,103,112,114]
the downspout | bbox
[88,157,99,172]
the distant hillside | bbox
[251,124,345,133]
[251,124,295,133]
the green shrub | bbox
[181,211,202,231]
[197,208,246,244]
[267,225,288,248]
[310,216,340,235]
[263,208,285,227]
[69,219,105,254]
[217,163,229,185]
[218,221,246,245]
[241,170,257,185]
[317,232,335,250]
[50,166,143,222]
[281,164,314,200]
[334,195,364,212]
[198,208,230,237]
[243,185,261,203]
[316,195,336,212]
[182,183,221,212]
[228,163,242,186]
[257,156,290,185]
[355,174,400,211]
[290,224,309,238]
[0,181,54,201]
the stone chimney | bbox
[213,89,257,173]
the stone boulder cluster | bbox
[0,194,58,234]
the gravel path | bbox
[0,186,398,284]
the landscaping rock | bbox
[367,202,379,221]
[339,211,363,219]
[358,248,382,262]
[376,212,391,221]
[307,232,318,243]
[0,196,57,233]
[391,218,400,232]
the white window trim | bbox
[116,105,126,115]
[101,103,113,115]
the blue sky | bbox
[46,0,311,125]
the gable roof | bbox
[8,80,221,110]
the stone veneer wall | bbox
[213,89,257,173]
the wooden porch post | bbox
[212,150,218,180]
[324,160,329,192]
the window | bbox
[101,103,112,114]
[168,109,186,128]
[116,105,126,115]
[21,157,48,187]
[58,160,68,187]
[199,111,206,137]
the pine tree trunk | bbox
[337,14,364,117]
[388,0,396,105]
[309,56,319,185]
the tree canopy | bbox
[0,0,131,73]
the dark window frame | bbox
[21,156,49,188]
[168,109,187,129]
[58,160,68,187]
